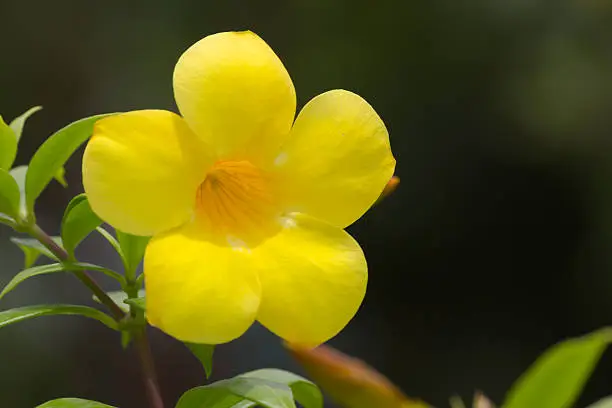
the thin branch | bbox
[29,224,164,406]
[27,224,125,320]
[135,330,165,408]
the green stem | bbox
[28,223,164,407]
[135,330,165,408]
[27,224,125,320]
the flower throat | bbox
[196,160,278,242]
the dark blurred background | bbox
[2,1,612,407]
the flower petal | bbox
[83,110,213,236]
[254,213,367,346]
[173,31,296,164]
[144,221,261,344]
[274,90,395,228]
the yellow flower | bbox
[83,31,395,345]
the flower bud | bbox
[287,343,429,408]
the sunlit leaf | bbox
[54,166,68,187]
[95,290,129,309]
[0,116,17,171]
[124,297,145,312]
[0,168,20,219]
[186,343,215,379]
[10,237,62,268]
[10,236,61,268]
[36,397,116,407]
[96,227,123,256]
[0,263,65,300]
[177,386,255,408]
[92,289,145,313]
[9,106,42,142]
[502,329,612,408]
[10,165,28,219]
[242,369,323,408]
[0,213,14,227]
[288,343,430,408]
[25,114,114,212]
[177,377,296,408]
[61,194,102,255]
[66,262,125,283]
[0,304,118,330]
[587,396,612,408]
[92,290,144,349]
[115,229,150,280]
[13,246,41,269]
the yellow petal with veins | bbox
[173,31,296,165]
[254,213,367,346]
[274,90,395,229]
[145,221,261,344]
[83,110,213,236]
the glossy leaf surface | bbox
[503,329,612,408]
[36,397,116,407]
[61,194,102,255]
[9,106,42,142]
[26,114,113,212]
[0,304,117,330]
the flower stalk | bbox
[135,329,165,408]
[26,224,125,319]
[26,223,164,407]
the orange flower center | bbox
[196,160,280,244]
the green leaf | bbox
[0,168,20,219]
[177,377,296,408]
[177,386,256,408]
[0,263,65,300]
[115,229,150,280]
[10,165,27,191]
[587,396,612,408]
[0,116,17,171]
[450,396,467,408]
[9,106,42,142]
[10,236,60,267]
[54,166,68,187]
[96,226,123,256]
[186,343,215,379]
[92,289,145,313]
[61,194,102,255]
[121,331,132,350]
[10,165,28,219]
[93,290,128,312]
[36,397,116,407]
[502,329,612,408]
[0,213,15,227]
[242,369,323,408]
[25,113,114,213]
[63,194,87,221]
[124,297,145,312]
[67,262,125,283]
[0,305,118,330]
